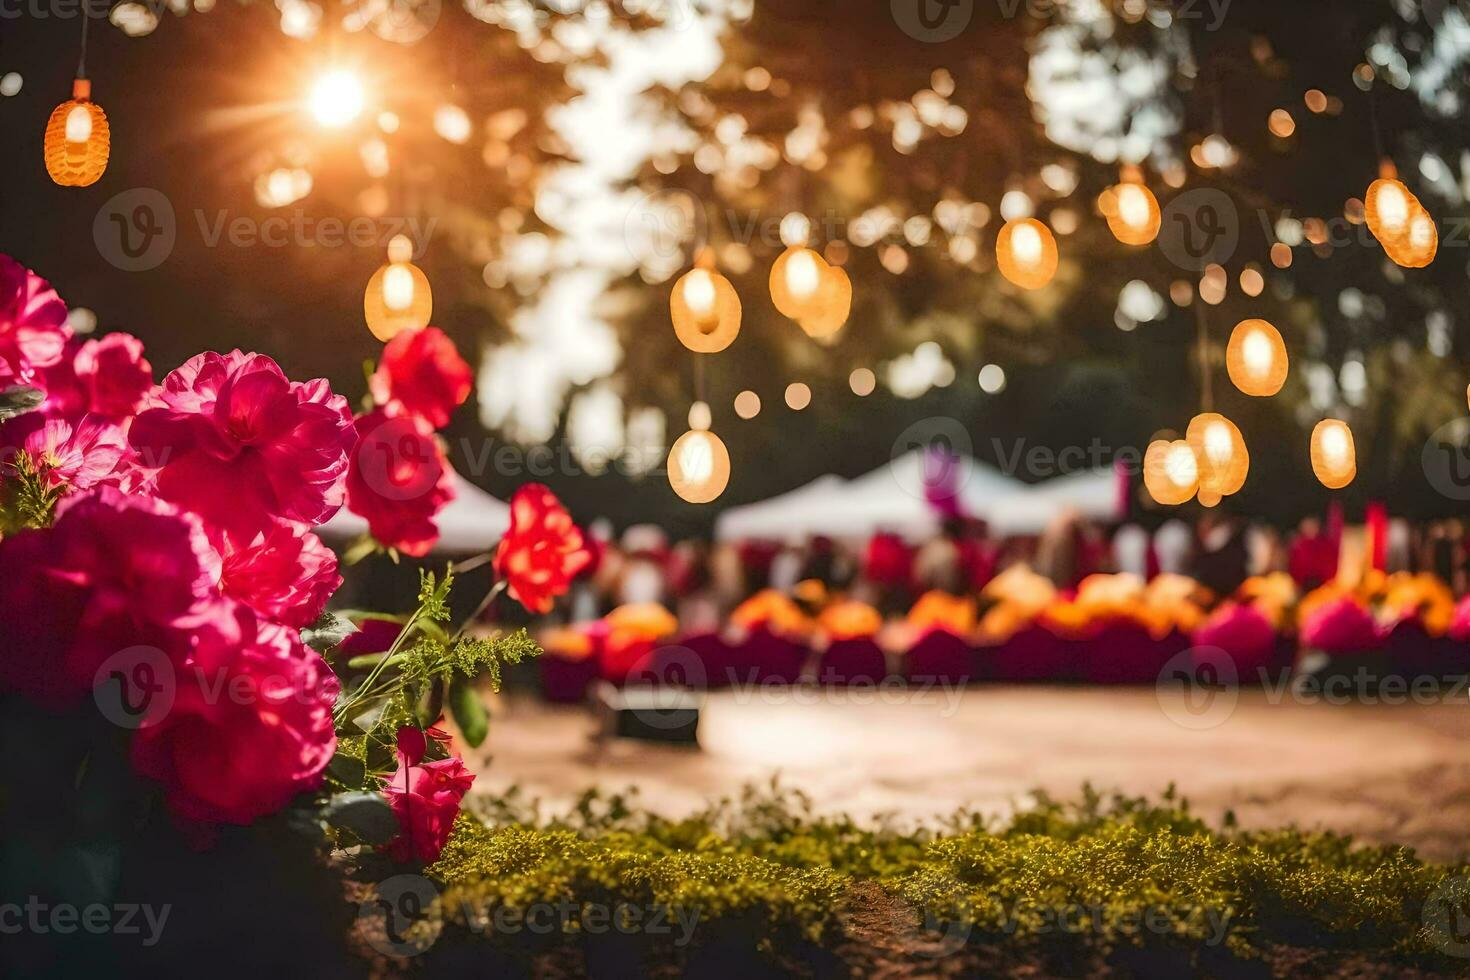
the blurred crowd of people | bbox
[565,506,1470,627]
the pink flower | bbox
[131,613,339,825]
[1300,595,1380,655]
[1192,601,1279,677]
[0,255,70,386]
[0,488,224,709]
[369,327,472,431]
[128,350,355,538]
[381,726,475,863]
[21,415,128,491]
[344,409,454,557]
[1452,596,1470,644]
[213,522,341,629]
[36,333,154,422]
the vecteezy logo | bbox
[93,188,176,272]
[1155,647,1238,730]
[890,417,974,504]
[1422,418,1470,502]
[356,416,443,502]
[621,187,706,269]
[1157,189,1239,272]
[891,0,973,42]
[1423,875,1470,958]
[358,874,443,957]
[93,645,176,729]
[367,0,441,44]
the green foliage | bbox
[428,783,1468,965]
[0,450,62,533]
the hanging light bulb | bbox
[1186,413,1250,496]
[44,78,109,187]
[798,264,853,339]
[1101,172,1161,247]
[364,235,432,342]
[1394,206,1438,268]
[1144,438,1199,506]
[671,251,742,353]
[1310,419,1357,489]
[1364,169,1437,268]
[1226,318,1289,397]
[769,245,828,319]
[996,218,1059,290]
[668,428,731,504]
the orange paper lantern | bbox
[1364,172,1437,268]
[769,246,827,319]
[1144,438,1199,506]
[1226,318,1289,397]
[798,264,852,339]
[1101,180,1161,246]
[668,429,731,504]
[996,218,1059,290]
[1186,413,1249,496]
[671,255,742,353]
[1310,419,1357,490]
[44,78,110,187]
[364,235,432,342]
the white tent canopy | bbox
[986,467,1125,535]
[318,469,511,555]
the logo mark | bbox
[890,417,975,504]
[891,0,973,42]
[1156,647,1238,730]
[622,188,707,270]
[367,0,441,44]
[93,645,176,729]
[1158,189,1238,272]
[93,188,176,272]
[358,874,443,957]
[356,416,444,502]
[1423,418,1470,502]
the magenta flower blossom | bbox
[343,409,455,557]
[22,415,129,491]
[213,521,341,629]
[0,488,226,710]
[131,612,339,825]
[0,255,70,386]
[40,333,155,421]
[128,350,355,538]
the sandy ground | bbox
[466,684,1470,861]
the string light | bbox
[672,250,742,353]
[668,429,731,504]
[1186,413,1249,496]
[769,245,827,319]
[364,235,432,341]
[1310,419,1357,489]
[996,218,1059,290]
[1100,171,1161,247]
[44,78,108,187]
[1144,439,1199,507]
[1226,318,1289,397]
[1365,170,1437,268]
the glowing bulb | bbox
[688,400,712,431]
[1011,222,1043,264]
[682,269,716,315]
[1310,419,1357,489]
[1203,422,1233,464]
[668,429,731,504]
[387,234,413,264]
[1377,182,1409,231]
[1242,329,1273,379]
[64,104,91,143]
[1321,425,1349,465]
[383,265,415,311]
[679,433,714,483]
[1117,184,1151,229]
[785,249,821,300]
[1164,444,1198,487]
[309,69,364,129]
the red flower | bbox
[0,488,224,710]
[131,611,339,825]
[128,350,355,539]
[213,522,341,629]
[37,333,154,422]
[0,255,70,387]
[344,409,455,557]
[369,327,472,431]
[494,483,590,615]
[381,726,475,863]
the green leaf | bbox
[0,385,43,422]
[326,751,368,791]
[448,677,489,748]
[302,610,358,653]
[322,791,398,845]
